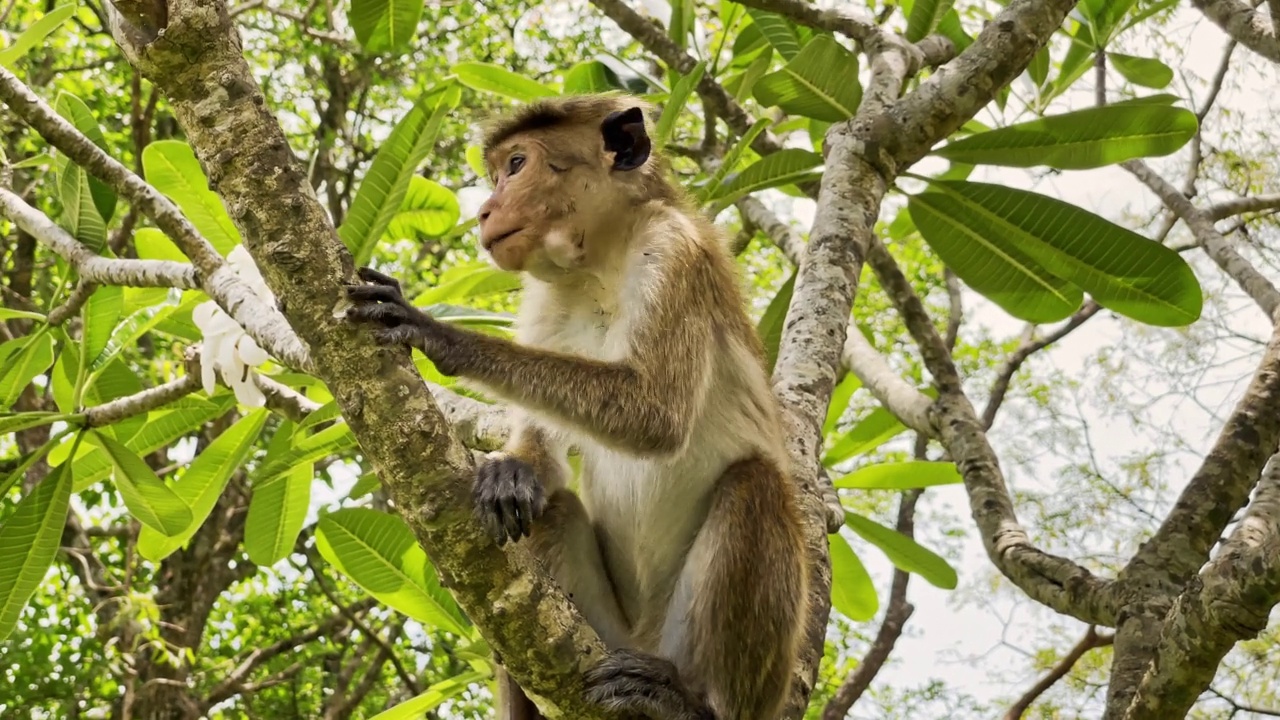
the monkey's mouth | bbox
[483,227,522,251]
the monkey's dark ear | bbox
[601,107,651,172]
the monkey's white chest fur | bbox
[518,274,767,649]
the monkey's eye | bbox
[508,154,525,175]
[549,163,568,174]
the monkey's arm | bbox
[346,266,711,456]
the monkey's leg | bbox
[584,455,806,720]
[498,487,633,720]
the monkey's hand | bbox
[584,649,715,720]
[473,453,546,546]
[344,267,464,375]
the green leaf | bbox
[53,92,116,223]
[0,432,66,502]
[0,412,66,436]
[465,145,488,178]
[906,0,955,42]
[699,118,769,201]
[744,8,802,61]
[0,333,55,411]
[909,188,1084,324]
[90,431,192,535]
[757,270,795,373]
[340,85,460,267]
[834,460,964,490]
[823,406,911,466]
[142,141,241,255]
[82,285,123,366]
[0,4,76,68]
[828,532,877,621]
[753,35,861,123]
[55,155,107,252]
[0,462,73,641]
[134,228,187,262]
[246,460,312,566]
[386,176,461,240]
[369,670,490,720]
[0,309,45,322]
[563,60,624,95]
[933,104,1197,170]
[668,0,696,50]
[823,371,862,436]
[452,62,557,102]
[731,50,774,104]
[915,180,1203,326]
[349,0,422,52]
[935,9,972,53]
[413,261,521,305]
[707,149,822,207]
[348,472,381,500]
[316,508,469,635]
[1027,45,1050,88]
[655,61,707,146]
[137,409,268,562]
[846,511,958,590]
[1110,53,1174,89]
[252,421,356,489]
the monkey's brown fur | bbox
[345,93,808,720]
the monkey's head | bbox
[476,94,675,274]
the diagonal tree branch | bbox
[1207,192,1280,221]
[0,187,199,289]
[1004,626,1115,720]
[1123,159,1280,319]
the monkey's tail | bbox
[499,666,544,720]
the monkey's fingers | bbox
[372,326,423,347]
[356,266,402,290]
[345,284,407,306]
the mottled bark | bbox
[99,1,616,717]
[1190,0,1280,62]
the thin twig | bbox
[1004,626,1115,720]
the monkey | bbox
[343,93,808,720]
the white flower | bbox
[192,245,275,408]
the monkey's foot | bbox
[473,454,546,546]
[583,649,715,720]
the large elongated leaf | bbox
[0,4,76,68]
[706,149,822,207]
[137,409,268,562]
[91,431,192,535]
[757,270,796,373]
[370,670,490,720]
[316,508,469,635]
[386,176,461,240]
[823,371,862,435]
[562,60,625,95]
[655,62,707,146]
[744,8,802,60]
[0,333,55,410]
[340,85,460,267]
[1110,53,1174,89]
[349,0,422,53]
[835,460,964,490]
[252,421,356,488]
[914,180,1202,326]
[698,118,769,201]
[906,0,955,42]
[933,104,1196,169]
[142,141,241,255]
[909,188,1084,323]
[54,92,116,223]
[55,154,107,252]
[846,512,958,589]
[82,285,123,367]
[753,35,861,123]
[822,405,911,466]
[0,463,73,641]
[413,261,521,305]
[246,460,312,566]
[828,532,877,621]
[452,62,557,102]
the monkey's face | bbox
[477,105,654,275]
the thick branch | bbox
[735,195,804,265]
[1190,0,1280,62]
[0,188,198,289]
[1123,160,1280,318]
[1122,454,1280,719]
[840,329,933,435]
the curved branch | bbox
[1190,0,1280,63]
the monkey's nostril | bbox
[479,211,491,221]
